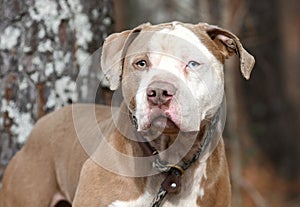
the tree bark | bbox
[0,0,115,179]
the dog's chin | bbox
[150,116,179,134]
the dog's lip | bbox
[148,108,179,131]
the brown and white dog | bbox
[0,22,255,207]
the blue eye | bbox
[187,61,201,69]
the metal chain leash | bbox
[150,187,168,207]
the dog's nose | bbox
[147,81,176,106]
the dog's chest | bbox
[108,161,207,207]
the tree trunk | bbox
[0,0,115,179]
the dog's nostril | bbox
[162,90,172,97]
[147,90,156,97]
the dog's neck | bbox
[109,102,222,205]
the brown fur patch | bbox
[183,23,225,64]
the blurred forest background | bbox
[0,0,299,206]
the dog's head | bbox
[101,22,254,134]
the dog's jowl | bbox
[0,22,254,207]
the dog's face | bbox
[122,24,225,133]
[101,22,255,134]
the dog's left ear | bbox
[205,24,255,80]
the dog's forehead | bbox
[154,24,202,45]
[128,23,217,62]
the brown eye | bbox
[135,60,148,70]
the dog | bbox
[0,22,254,207]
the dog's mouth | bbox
[148,108,179,134]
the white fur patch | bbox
[160,24,216,61]
[199,188,205,199]
[108,191,153,207]
[108,161,207,207]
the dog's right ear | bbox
[101,30,132,90]
[101,23,150,90]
